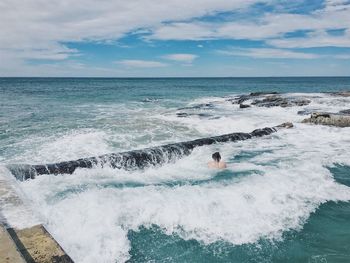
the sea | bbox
[0,77,350,263]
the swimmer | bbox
[207,152,227,169]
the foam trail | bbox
[7,124,292,180]
[0,166,40,228]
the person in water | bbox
[207,152,227,169]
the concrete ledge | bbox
[1,170,74,262]
[0,225,26,263]
[6,224,74,263]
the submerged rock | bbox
[177,103,214,111]
[302,112,350,127]
[176,112,213,118]
[176,112,189,117]
[141,98,162,102]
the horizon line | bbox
[1,76,350,79]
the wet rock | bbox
[339,109,350,115]
[176,112,213,118]
[292,99,311,107]
[252,95,310,108]
[177,103,214,111]
[236,96,250,104]
[249,91,278,96]
[230,92,278,105]
[298,109,322,115]
[230,92,310,108]
[176,112,189,117]
[239,104,251,108]
[330,91,350,97]
[276,122,294,129]
[298,110,313,115]
[302,112,350,127]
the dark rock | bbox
[228,95,250,105]
[250,92,278,96]
[177,103,214,111]
[239,104,251,108]
[252,95,310,108]
[237,96,250,104]
[230,92,310,108]
[176,112,189,117]
[176,112,213,118]
[197,113,212,118]
[293,99,311,107]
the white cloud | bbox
[115,60,167,68]
[268,30,350,48]
[0,0,262,61]
[218,48,320,59]
[1,0,350,76]
[162,53,198,63]
[148,1,350,47]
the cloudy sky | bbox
[1,0,350,77]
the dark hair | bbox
[212,152,221,162]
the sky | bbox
[0,0,350,77]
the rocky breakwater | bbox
[302,112,350,127]
[7,123,293,180]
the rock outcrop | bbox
[177,103,215,111]
[230,92,310,108]
[302,112,350,127]
[339,109,350,114]
[251,95,310,108]
[330,91,350,97]
[239,104,251,109]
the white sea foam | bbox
[4,93,350,262]
[0,166,41,228]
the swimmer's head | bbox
[212,152,221,162]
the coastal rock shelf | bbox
[8,123,293,181]
[302,112,350,127]
[229,92,311,108]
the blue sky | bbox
[1,0,350,77]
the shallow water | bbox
[1,77,350,262]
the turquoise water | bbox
[1,77,350,262]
